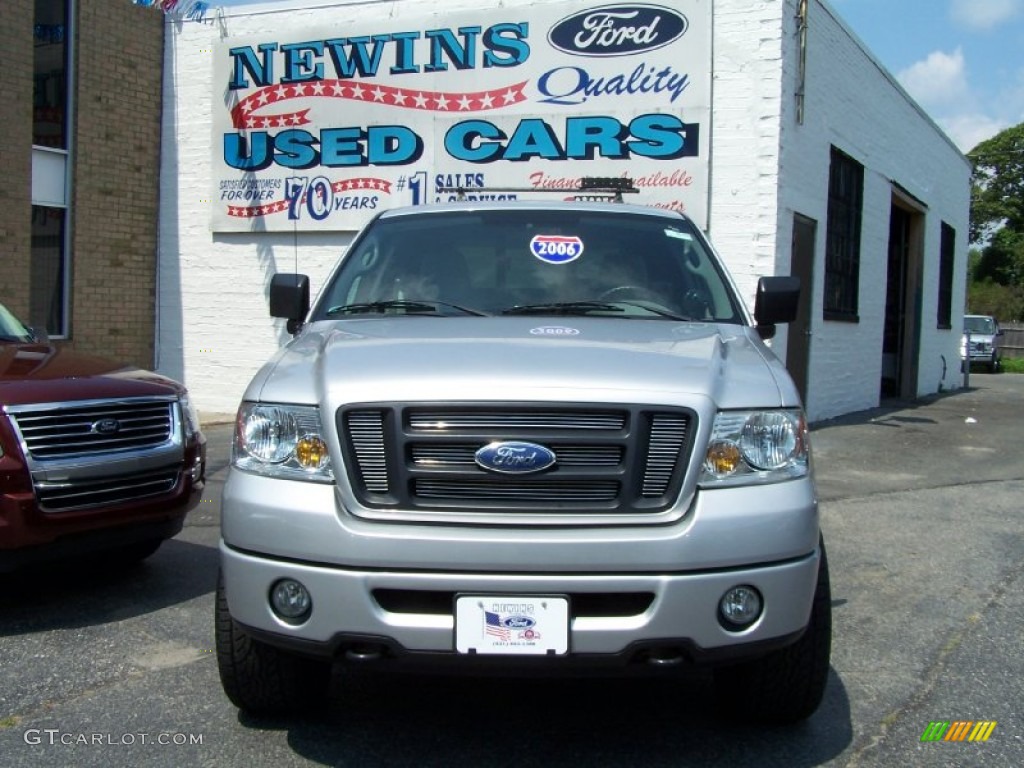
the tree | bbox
[968,122,1024,320]
[969,122,1024,245]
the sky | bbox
[209,0,1024,153]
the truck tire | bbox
[713,537,832,724]
[215,573,330,714]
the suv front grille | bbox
[339,404,694,517]
[10,399,175,459]
[36,466,181,512]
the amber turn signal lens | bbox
[704,440,742,476]
[295,436,328,469]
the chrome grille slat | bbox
[408,411,625,431]
[415,480,619,502]
[36,468,180,512]
[642,414,688,497]
[347,411,389,493]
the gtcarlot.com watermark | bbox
[23,729,203,747]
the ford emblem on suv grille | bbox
[92,418,121,435]
[475,441,557,474]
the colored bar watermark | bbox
[920,721,997,742]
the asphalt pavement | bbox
[0,373,1021,767]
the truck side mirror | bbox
[270,273,310,334]
[754,276,800,339]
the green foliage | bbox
[968,123,1024,318]
[1001,357,1024,374]
[969,122,1024,244]
[967,278,1024,321]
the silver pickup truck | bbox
[216,197,830,723]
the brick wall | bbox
[69,0,164,367]
[0,0,34,317]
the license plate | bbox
[455,595,569,655]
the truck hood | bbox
[248,317,799,410]
[0,342,185,406]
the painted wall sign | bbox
[211,0,710,233]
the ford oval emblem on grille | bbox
[92,418,121,435]
[475,441,557,474]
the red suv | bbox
[0,301,205,571]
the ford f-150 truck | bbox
[217,196,830,723]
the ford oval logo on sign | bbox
[475,441,557,474]
[548,4,688,57]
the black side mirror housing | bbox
[754,275,800,339]
[270,273,310,333]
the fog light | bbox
[719,585,762,630]
[270,579,312,623]
[189,455,204,483]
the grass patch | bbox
[1000,357,1024,374]
[0,715,20,728]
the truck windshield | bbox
[312,209,745,322]
[963,316,996,334]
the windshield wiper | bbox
[501,301,625,316]
[611,301,694,320]
[326,300,487,317]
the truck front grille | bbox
[339,404,694,517]
[9,399,175,459]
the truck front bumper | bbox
[220,541,821,664]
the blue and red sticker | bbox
[530,235,584,264]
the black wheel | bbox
[215,572,330,715]
[714,537,832,724]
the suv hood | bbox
[0,342,185,406]
[248,317,799,410]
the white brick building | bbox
[159,0,970,422]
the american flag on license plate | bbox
[485,611,511,641]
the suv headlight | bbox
[180,393,201,439]
[699,409,809,487]
[233,403,333,482]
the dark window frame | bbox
[937,222,955,330]
[824,147,864,322]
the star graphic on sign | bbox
[311,81,325,96]
[502,88,519,104]
[434,93,450,110]
[413,92,428,108]
[372,87,386,102]
[274,86,289,100]
[392,90,408,105]
[478,92,495,109]
[255,90,271,106]
[458,95,473,110]
[350,83,366,100]
[331,82,346,96]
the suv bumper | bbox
[220,541,820,662]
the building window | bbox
[937,222,955,329]
[30,206,67,335]
[33,0,71,337]
[824,147,864,321]
[34,0,68,149]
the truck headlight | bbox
[233,403,333,482]
[699,409,809,487]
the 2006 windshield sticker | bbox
[531,235,584,264]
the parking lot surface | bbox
[1,374,1021,767]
